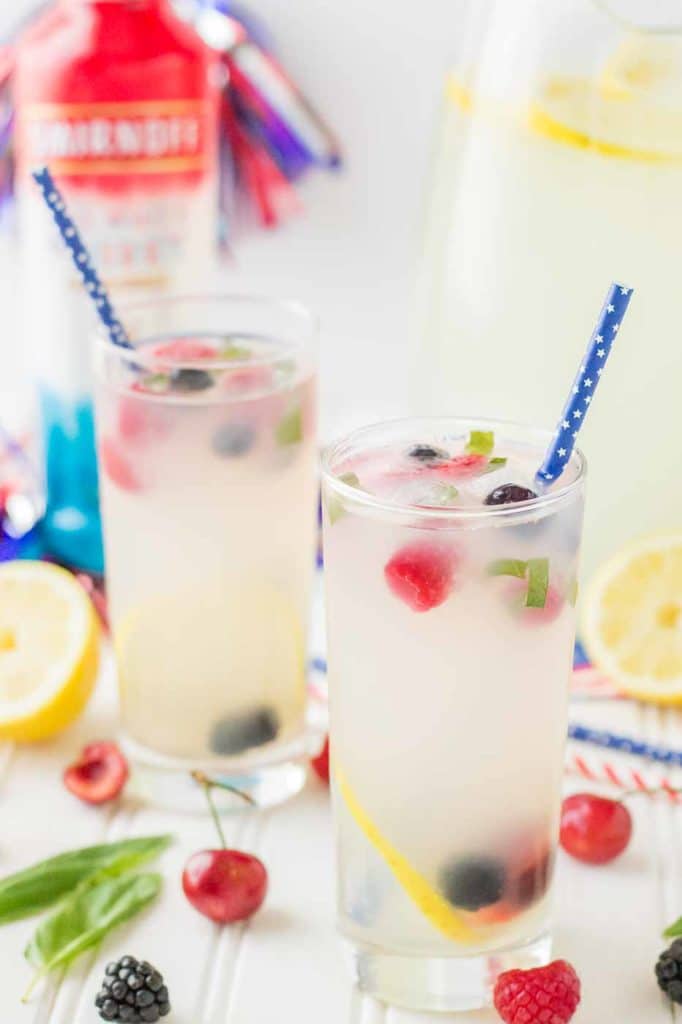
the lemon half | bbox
[582,534,682,704]
[0,561,100,741]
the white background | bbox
[0,0,464,439]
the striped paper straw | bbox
[568,722,682,767]
[565,750,682,803]
[536,281,633,485]
[31,167,131,349]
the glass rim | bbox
[93,292,318,371]
[321,416,587,524]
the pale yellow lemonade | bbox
[96,333,317,765]
[414,32,682,581]
[322,422,584,991]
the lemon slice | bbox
[0,561,100,741]
[336,769,475,943]
[599,34,682,103]
[582,534,682,704]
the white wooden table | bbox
[0,639,679,1024]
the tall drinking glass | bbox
[322,417,585,1011]
[94,295,317,808]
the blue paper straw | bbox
[568,723,682,768]
[536,282,633,486]
[31,166,131,349]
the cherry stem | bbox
[22,971,43,1003]
[190,771,255,850]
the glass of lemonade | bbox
[94,295,317,808]
[321,417,585,1011]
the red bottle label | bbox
[18,98,215,188]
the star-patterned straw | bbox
[31,166,131,349]
[536,281,633,486]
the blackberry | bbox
[407,444,448,463]
[656,939,682,1004]
[209,706,279,756]
[169,367,214,392]
[95,956,171,1022]
[439,856,505,911]
[484,483,537,506]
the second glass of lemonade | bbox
[94,295,317,807]
[322,417,585,1011]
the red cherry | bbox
[64,742,129,804]
[100,438,141,492]
[311,736,330,784]
[385,541,456,612]
[560,792,633,864]
[182,849,267,923]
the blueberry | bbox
[439,856,505,911]
[112,980,128,1000]
[119,1008,137,1023]
[147,972,163,992]
[105,962,119,976]
[156,986,169,1004]
[101,1000,118,1021]
[159,1003,171,1017]
[136,989,155,1008]
[128,972,144,990]
[212,422,255,457]
[484,483,537,506]
[209,707,279,756]
[169,367,213,392]
[407,444,449,463]
[119,956,136,969]
[140,1007,160,1023]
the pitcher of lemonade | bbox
[413,0,682,582]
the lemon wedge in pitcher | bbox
[0,561,100,741]
[582,534,682,705]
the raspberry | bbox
[494,960,580,1024]
[440,453,488,479]
[100,439,141,493]
[152,338,218,362]
[384,541,456,612]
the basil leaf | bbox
[664,916,682,939]
[327,472,361,526]
[221,342,252,361]
[275,405,303,446]
[487,558,528,579]
[526,558,549,609]
[0,835,171,925]
[465,430,494,456]
[25,873,162,976]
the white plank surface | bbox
[0,654,680,1024]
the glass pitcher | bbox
[413,0,682,583]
